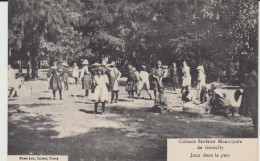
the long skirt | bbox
[182,75,191,87]
[82,75,92,89]
[109,77,119,91]
[210,104,232,117]
[172,76,179,84]
[63,73,69,83]
[50,75,62,90]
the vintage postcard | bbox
[6,0,258,161]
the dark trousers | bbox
[53,89,62,99]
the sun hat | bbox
[62,62,69,67]
[127,64,133,70]
[82,59,89,65]
[109,61,116,67]
[196,65,205,71]
[141,65,147,70]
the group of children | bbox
[46,59,236,117]
[126,64,152,100]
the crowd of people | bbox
[8,57,258,133]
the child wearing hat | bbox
[80,59,92,97]
[108,61,122,103]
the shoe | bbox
[115,100,118,103]
[60,98,63,100]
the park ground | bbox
[8,69,255,161]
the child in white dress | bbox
[93,68,109,114]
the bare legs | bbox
[137,90,152,99]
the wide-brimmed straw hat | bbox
[109,61,116,67]
[82,59,89,65]
[141,65,147,70]
[196,65,204,71]
[62,62,69,67]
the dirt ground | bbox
[8,69,255,161]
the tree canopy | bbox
[9,0,258,84]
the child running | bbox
[137,65,152,99]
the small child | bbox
[153,88,169,113]
[137,65,152,99]
[181,85,193,107]
[93,68,109,114]
[108,61,122,103]
[126,66,138,98]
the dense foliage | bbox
[9,0,258,84]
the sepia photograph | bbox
[8,0,258,160]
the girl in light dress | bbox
[196,65,206,102]
[93,68,110,114]
[137,65,152,99]
[181,61,191,94]
[72,62,79,85]
[108,61,122,103]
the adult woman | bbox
[72,62,79,85]
[181,61,191,93]
[93,67,109,114]
[196,65,206,101]
[238,61,258,133]
[169,62,179,91]
[209,82,233,117]
[80,59,92,97]
[108,61,122,103]
[47,61,62,100]
[150,60,166,100]
[62,62,70,90]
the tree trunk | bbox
[19,52,22,74]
